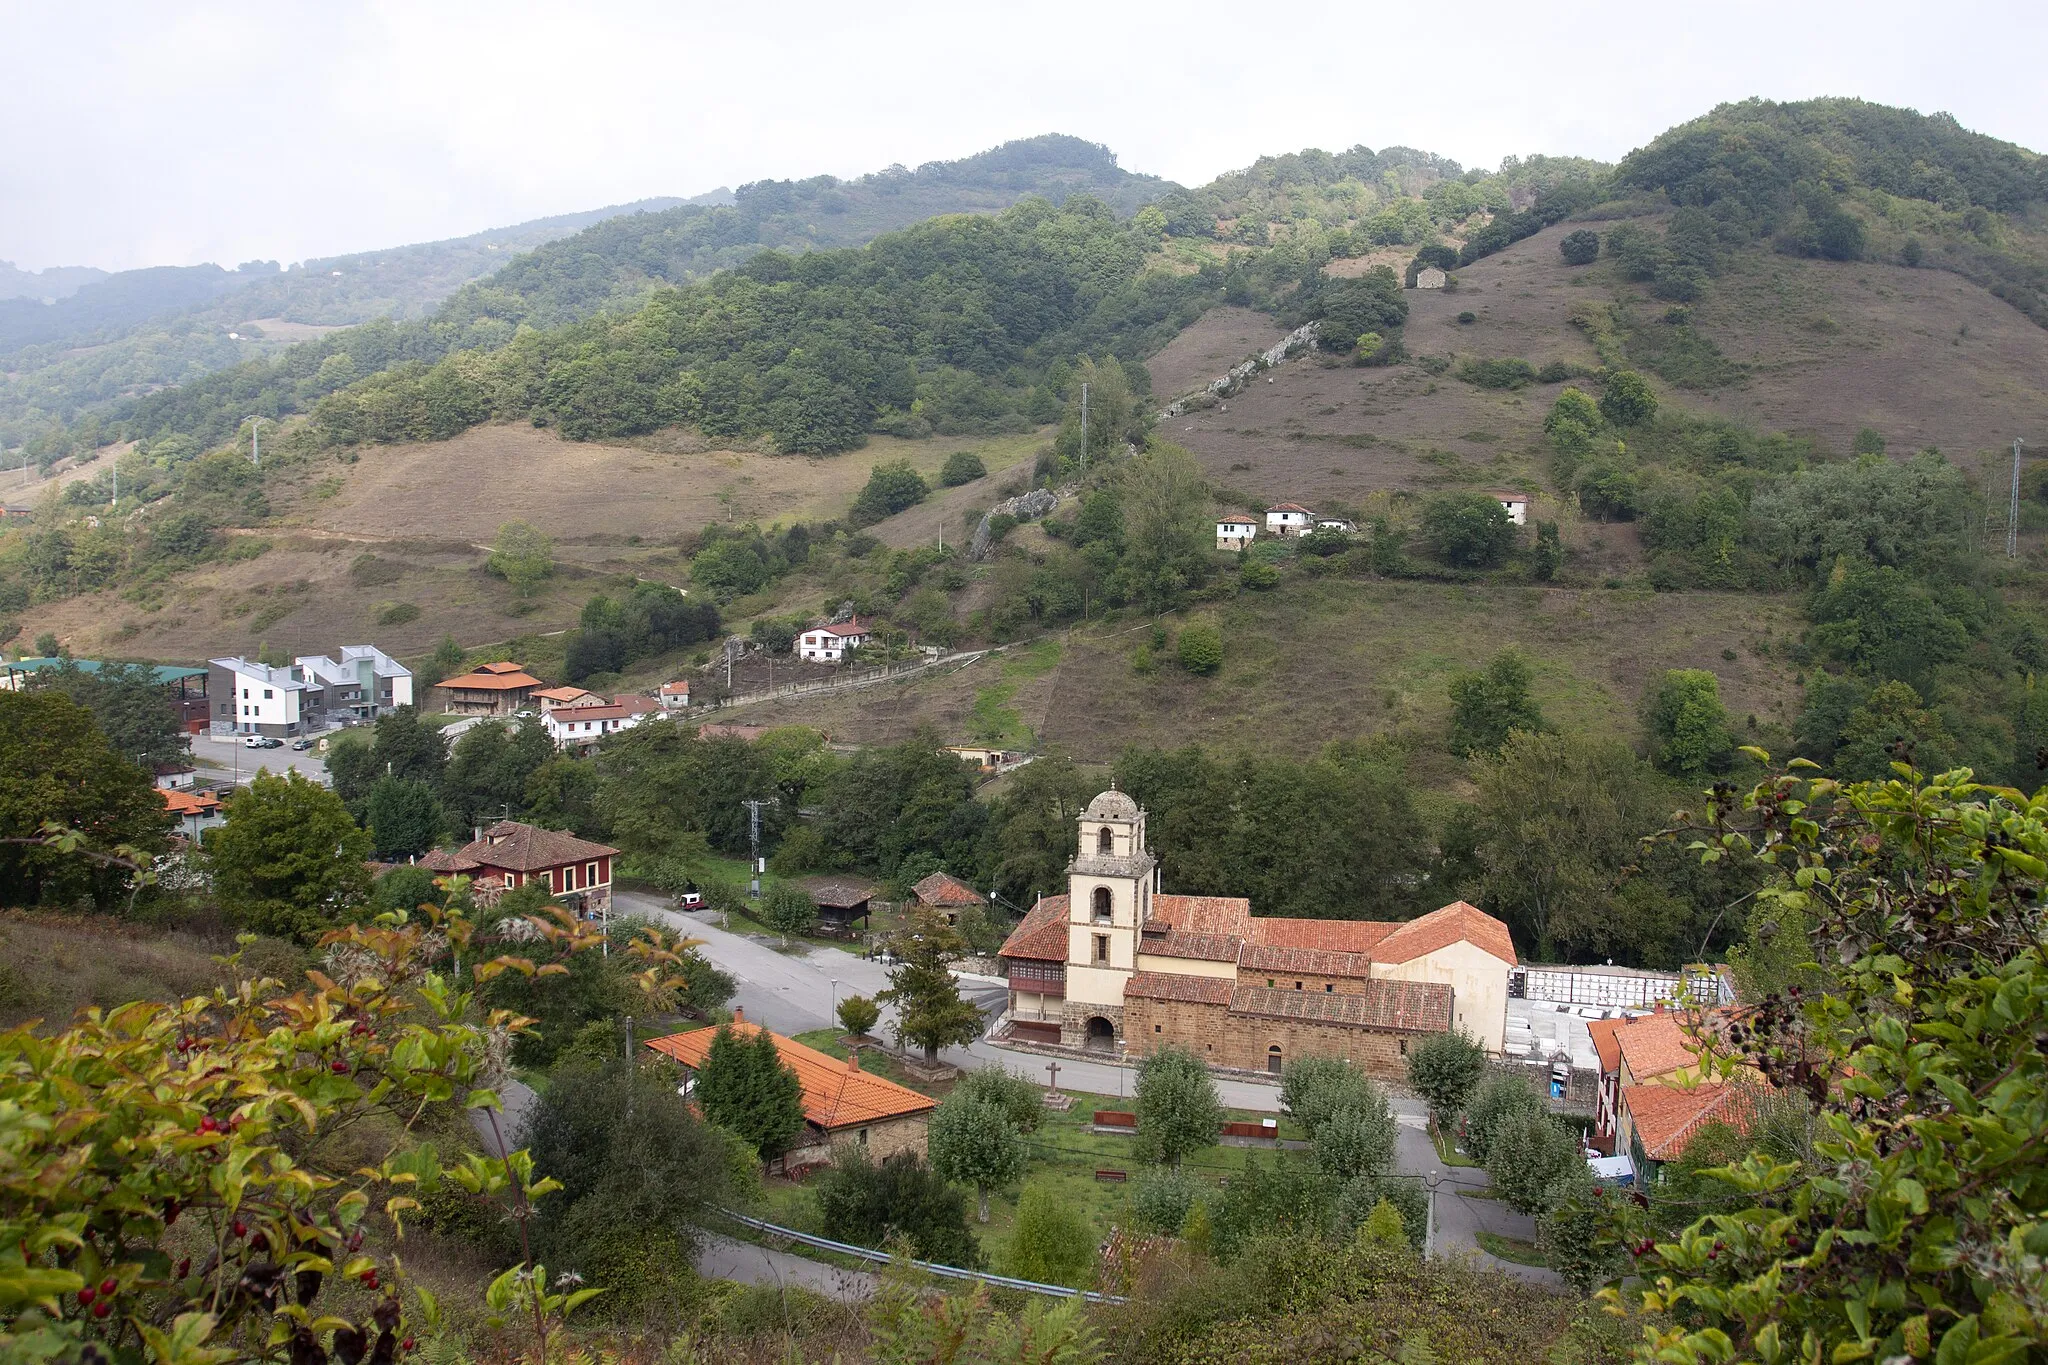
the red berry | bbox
[99,1278,116,1296]
[403,1339,416,1353]
[231,1220,247,1239]
[175,1259,190,1279]
[77,1287,95,1307]
[91,1301,111,1319]
[330,1061,350,1074]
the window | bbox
[1093,934,1110,964]
[587,861,600,885]
[1091,886,1112,922]
[858,1127,869,1147]
[1154,1023,1162,1033]
[263,689,273,700]
[561,866,576,891]
[1294,981,1303,991]
[1325,983,1334,992]
[1096,826,1114,854]
[541,872,553,892]
[1399,1039,1408,1056]
[1266,978,1274,988]
[241,688,249,699]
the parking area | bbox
[188,731,334,787]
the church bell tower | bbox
[1060,787,1157,1049]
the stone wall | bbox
[1122,994,1418,1080]
[1060,999,1124,1049]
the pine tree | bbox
[693,1024,805,1159]
[878,910,983,1062]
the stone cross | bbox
[1045,1061,1061,1098]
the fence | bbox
[1514,965,1731,1008]
[719,1210,1124,1303]
[716,651,987,711]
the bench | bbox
[1094,1169,1127,1183]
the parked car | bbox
[674,891,705,910]
[242,735,269,749]
[290,738,314,751]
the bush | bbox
[836,993,880,1037]
[1238,557,1280,590]
[1641,668,1735,777]
[1132,1167,1201,1235]
[1559,229,1600,266]
[1458,357,1534,389]
[1421,493,1516,568]
[759,880,819,941]
[939,451,988,486]
[1598,369,1658,426]
[1533,521,1562,580]
[850,460,930,526]
[817,1150,982,1267]
[1006,1183,1096,1288]
[1177,622,1224,676]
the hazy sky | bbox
[5,0,2044,273]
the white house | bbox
[161,788,226,840]
[1491,491,1531,526]
[658,679,692,711]
[292,645,414,721]
[1265,503,1316,537]
[541,696,658,752]
[533,685,601,713]
[209,657,306,737]
[1215,514,1258,552]
[1315,516,1358,534]
[798,618,871,663]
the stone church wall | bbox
[1124,994,1419,1080]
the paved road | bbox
[188,732,332,787]
[694,1234,876,1301]
[618,889,1559,1284]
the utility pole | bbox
[1079,381,1089,474]
[2009,438,2026,559]
[741,797,777,898]
[1424,1172,1441,1258]
[246,416,269,468]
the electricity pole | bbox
[246,416,269,468]
[2009,438,2026,559]
[741,797,777,898]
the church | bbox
[997,789,1518,1078]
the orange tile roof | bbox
[645,1017,936,1131]
[1238,942,1375,977]
[534,686,597,703]
[159,788,221,816]
[1370,901,1518,966]
[1126,971,1235,1005]
[1613,1010,1724,1083]
[1247,917,1394,954]
[1622,1081,1752,1161]
[1586,1017,1623,1075]
[999,895,1070,962]
[440,665,544,691]
[452,820,618,873]
[913,871,986,908]
[1139,930,1241,962]
[1231,980,1452,1033]
[1148,894,1251,938]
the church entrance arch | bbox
[1084,1016,1115,1051]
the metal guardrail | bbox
[718,1210,1125,1304]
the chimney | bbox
[732,1006,745,1026]
[846,1051,860,1073]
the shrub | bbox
[1641,668,1735,777]
[759,880,819,942]
[1238,557,1280,590]
[1421,493,1516,568]
[1456,311,1477,325]
[1459,357,1534,389]
[1533,520,1562,581]
[1559,229,1600,266]
[1598,369,1658,426]
[818,1150,982,1267]
[1901,236,1924,267]
[1177,622,1223,676]
[836,993,880,1037]
[375,601,420,627]
[939,451,988,486]
[850,460,930,526]
[1006,1184,1096,1287]
[1132,1167,1201,1235]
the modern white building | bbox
[798,618,871,663]
[209,658,307,737]
[540,696,658,752]
[293,645,414,720]
[210,644,412,736]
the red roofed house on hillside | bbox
[1265,503,1317,537]
[539,694,658,753]
[797,618,871,663]
[434,661,545,716]
[997,788,1517,1078]
[419,820,619,916]
[160,786,225,840]
[646,1009,936,1168]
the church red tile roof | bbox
[998,895,1070,962]
[1369,901,1518,965]
[1230,979,1451,1033]
[1246,918,1394,955]
[1147,894,1251,938]
[1125,972,1235,1005]
[1237,943,1376,977]
[1139,930,1242,962]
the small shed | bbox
[803,878,876,936]
[1488,491,1531,526]
[1415,267,1447,290]
[912,870,987,926]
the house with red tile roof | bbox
[539,694,658,752]
[160,786,225,839]
[996,787,1516,1076]
[418,820,620,915]
[911,871,986,926]
[646,1009,936,1168]
[797,617,871,663]
[434,661,545,716]
[1264,502,1317,537]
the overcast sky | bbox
[4,0,2044,273]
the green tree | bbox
[927,1094,1025,1221]
[850,460,930,526]
[1118,442,1210,609]
[1544,387,1603,460]
[1006,1183,1097,1288]
[1559,229,1600,266]
[1176,620,1223,675]
[1462,1072,1546,1166]
[487,519,555,597]
[0,690,167,909]
[1131,1167,1200,1235]
[879,909,983,1062]
[1135,1045,1222,1170]
[1405,1030,1486,1130]
[442,718,554,829]
[1056,355,1145,470]
[1485,1109,1581,1215]
[836,993,881,1037]
[817,1150,981,1267]
[953,1064,1044,1133]
[1831,678,1958,780]
[27,660,186,770]
[1537,1166,1631,1293]
[1446,649,1548,757]
[418,632,466,688]
[369,863,441,914]
[1238,556,1280,589]
[1641,668,1736,778]
[363,774,443,859]
[1533,520,1562,580]
[1280,1055,1377,1135]
[1311,1095,1398,1182]
[759,880,819,944]
[692,1023,806,1159]
[939,451,987,486]
[985,752,1093,902]
[1421,493,1515,568]
[207,770,374,941]
[1598,369,1657,426]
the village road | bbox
[693,1234,876,1302]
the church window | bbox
[1266,978,1274,988]
[1294,981,1303,990]
[1091,886,1112,922]
[1097,826,1114,854]
[1093,934,1110,964]
[1399,1039,1409,1056]
[1154,1023,1162,1033]
[1325,983,1334,992]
